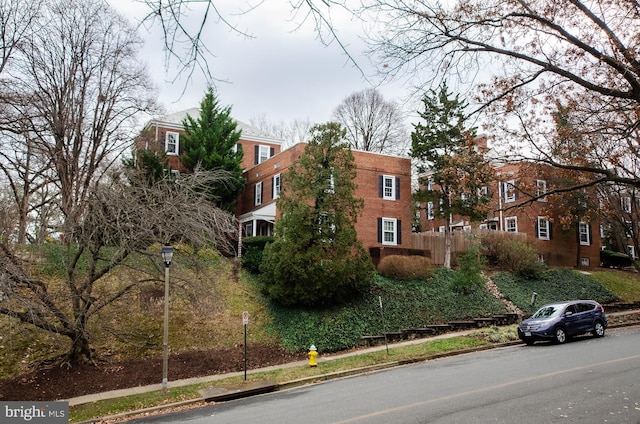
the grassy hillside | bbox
[2,246,640,380]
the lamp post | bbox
[161,244,174,391]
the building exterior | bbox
[139,110,413,260]
[417,160,603,268]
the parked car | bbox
[518,300,607,345]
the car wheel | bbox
[553,326,567,344]
[592,320,606,338]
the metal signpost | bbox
[242,311,249,380]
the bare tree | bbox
[249,115,314,148]
[0,129,53,243]
[0,168,238,361]
[7,0,158,239]
[332,88,408,154]
[363,0,640,190]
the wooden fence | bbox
[411,230,528,266]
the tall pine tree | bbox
[180,87,245,210]
[412,82,495,268]
[260,122,374,307]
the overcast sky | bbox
[108,0,415,127]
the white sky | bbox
[108,0,416,126]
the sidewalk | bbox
[68,310,640,414]
[67,328,480,407]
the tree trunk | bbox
[69,332,92,362]
[444,215,452,269]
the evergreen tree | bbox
[412,82,495,268]
[180,87,245,210]
[260,122,375,307]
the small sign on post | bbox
[242,311,249,380]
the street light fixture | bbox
[161,244,174,390]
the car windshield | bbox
[532,305,564,319]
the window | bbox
[427,202,434,220]
[622,196,632,213]
[326,172,335,194]
[317,212,336,243]
[427,178,434,191]
[254,182,263,206]
[165,132,179,155]
[536,180,547,201]
[505,216,518,233]
[384,175,395,199]
[255,145,273,164]
[579,221,591,245]
[478,186,489,197]
[629,246,636,259]
[272,174,281,199]
[382,218,397,245]
[378,217,401,246]
[537,217,550,240]
[503,180,517,203]
[379,175,400,200]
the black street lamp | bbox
[161,244,174,390]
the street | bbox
[130,326,640,423]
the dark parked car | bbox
[518,300,607,345]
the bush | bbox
[377,255,434,280]
[482,233,544,278]
[600,249,633,268]
[451,244,486,294]
[240,236,275,274]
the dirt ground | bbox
[0,344,307,402]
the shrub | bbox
[377,255,434,280]
[240,236,275,274]
[481,233,543,278]
[600,249,633,268]
[451,244,485,294]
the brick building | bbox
[418,160,603,268]
[139,109,413,259]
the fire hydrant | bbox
[308,345,318,367]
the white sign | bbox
[242,311,249,325]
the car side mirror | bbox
[564,311,573,317]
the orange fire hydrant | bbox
[308,345,318,367]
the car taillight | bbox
[599,305,605,313]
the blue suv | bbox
[518,300,607,345]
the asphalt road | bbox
[130,326,640,424]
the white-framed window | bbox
[257,145,271,164]
[579,221,591,245]
[165,132,179,155]
[254,181,263,206]
[438,226,445,233]
[505,216,518,233]
[273,174,281,199]
[622,196,632,213]
[629,245,636,259]
[317,212,336,243]
[326,172,335,194]
[478,186,489,197]
[427,202,434,220]
[382,175,396,200]
[381,218,397,245]
[503,180,517,203]
[427,177,434,191]
[537,216,550,240]
[536,180,547,201]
